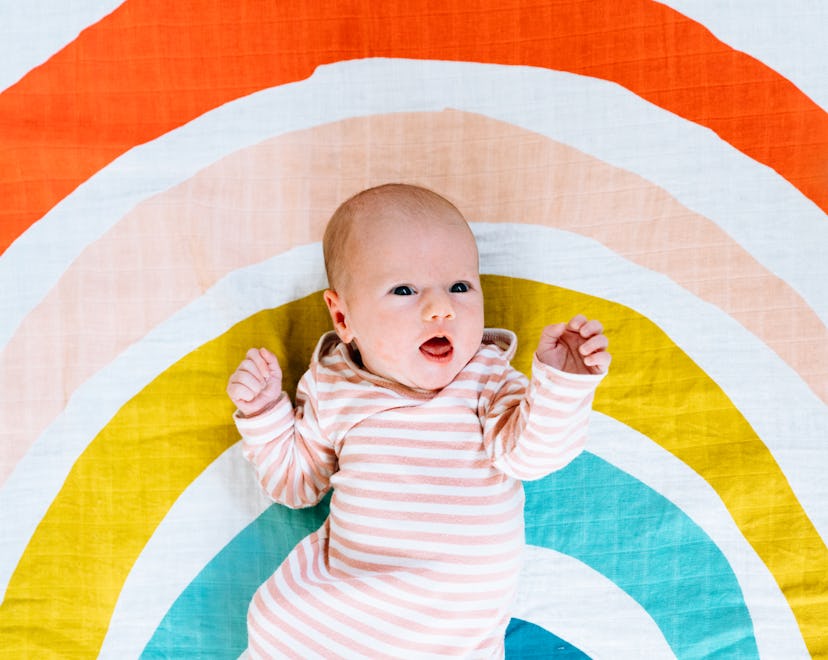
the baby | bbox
[227,184,610,658]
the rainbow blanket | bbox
[1,1,826,657]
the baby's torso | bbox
[315,348,527,589]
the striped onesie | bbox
[236,329,604,658]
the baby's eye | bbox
[392,285,415,296]
[450,281,470,293]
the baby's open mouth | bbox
[419,336,453,361]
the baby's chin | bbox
[369,361,461,392]
[403,361,468,392]
[411,373,460,392]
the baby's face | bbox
[325,208,484,391]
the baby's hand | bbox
[536,315,611,375]
[226,347,283,417]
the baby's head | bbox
[323,184,484,391]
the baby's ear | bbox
[323,289,354,343]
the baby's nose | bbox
[422,290,455,320]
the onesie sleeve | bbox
[234,363,337,508]
[481,354,605,480]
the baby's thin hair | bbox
[323,183,466,290]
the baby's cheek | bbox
[374,335,402,365]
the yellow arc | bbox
[1,275,825,657]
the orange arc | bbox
[1,0,826,254]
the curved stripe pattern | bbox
[659,0,828,109]
[585,414,805,659]
[1,0,825,253]
[2,274,823,657]
[5,1,824,113]
[0,244,327,603]
[1,3,825,659]
[3,63,826,499]
[102,415,800,659]
[4,60,824,351]
[0,0,126,92]
[5,226,826,601]
[511,546,673,659]
[142,455,735,659]
[504,619,587,659]
[526,455,756,657]
[140,494,330,659]
[102,444,274,658]
[476,225,828,540]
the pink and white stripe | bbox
[235,330,603,657]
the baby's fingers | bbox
[242,348,271,379]
[227,349,275,399]
[579,334,611,372]
[257,347,281,375]
[571,317,604,339]
[227,365,268,401]
[539,322,567,345]
[584,350,612,372]
[226,381,256,404]
[578,332,609,356]
[230,365,263,392]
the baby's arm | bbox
[483,318,609,480]
[227,348,336,508]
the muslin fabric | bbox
[236,329,603,658]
